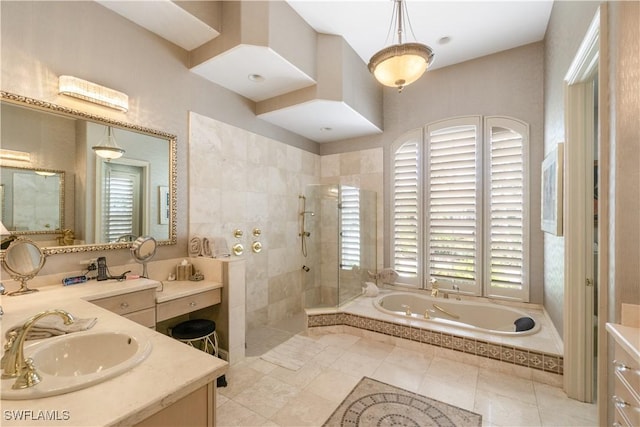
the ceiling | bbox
[97,1,554,143]
[287,1,553,71]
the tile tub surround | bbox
[307,292,564,383]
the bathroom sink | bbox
[1,331,152,400]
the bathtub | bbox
[373,292,540,336]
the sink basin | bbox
[1,331,152,400]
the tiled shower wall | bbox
[189,111,384,328]
[189,112,319,328]
[320,150,385,279]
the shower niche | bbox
[300,184,376,309]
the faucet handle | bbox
[429,278,439,289]
[0,282,5,295]
[12,357,42,389]
[1,331,18,369]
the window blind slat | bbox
[487,125,525,292]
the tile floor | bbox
[217,328,597,427]
[245,312,307,357]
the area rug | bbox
[260,335,325,371]
[323,377,482,427]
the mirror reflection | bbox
[2,237,46,295]
[0,92,177,254]
[1,167,64,234]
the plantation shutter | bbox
[485,118,528,300]
[391,134,421,285]
[340,186,360,269]
[426,119,481,292]
[102,166,139,242]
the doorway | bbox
[563,8,601,403]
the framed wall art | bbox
[541,142,564,235]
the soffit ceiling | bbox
[95,1,553,143]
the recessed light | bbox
[248,74,265,82]
[320,127,332,132]
[438,36,452,45]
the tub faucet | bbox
[430,278,439,298]
[2,309,75,389]
[453,285,461,300]
[400,304,412,316]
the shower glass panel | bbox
[302,184,376,309]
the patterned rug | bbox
[323,377,482,427]
[260,335,325,371]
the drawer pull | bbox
[189,301,197,307]
[120,302,129,309]
[614,360,640,375]
[613,395,640,412]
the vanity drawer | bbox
[156,289,221,322]
[91,289,156,316]
[123,307,157,328]
[613,341,640,427]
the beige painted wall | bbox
[0,1,315,277]
[607,1,640,319]
[324,42,546,304]
[542,1,601,337]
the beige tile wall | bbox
[189,112,384,328]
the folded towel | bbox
[212,237,231,258]
[201,237,212,257]
[189,236,203,257]
[6,317,98,341]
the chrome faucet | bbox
[1,309,75,389]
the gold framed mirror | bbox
[0,91,177,255]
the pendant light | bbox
[92,126,125,160]
[368,0,434,92]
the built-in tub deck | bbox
[306,290,563,377]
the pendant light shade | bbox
[368,0,434,92]
[92,127,125,160]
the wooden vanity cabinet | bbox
[156,288,221,322]
[89,288,156,328]
[612,342,640,426]
[135,382,215,427]
[607,323,640,427]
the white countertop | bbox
[0,279,228,426]
[155,280,222,303]
[606,322,640,364]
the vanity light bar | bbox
[0,149,31,162]
[58,75,129,112]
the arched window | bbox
[389,116,530,301]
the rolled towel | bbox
[201,237,213,257]
[6,316,98,341]
[378,268,399,284]
[212,237,231,258]
[189,236,203,257]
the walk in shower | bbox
[300,184,377,309]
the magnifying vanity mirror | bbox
[2,237,46,295]
[131,236,157,278]
[0,91,177,255]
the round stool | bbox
[169,319,219,357]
